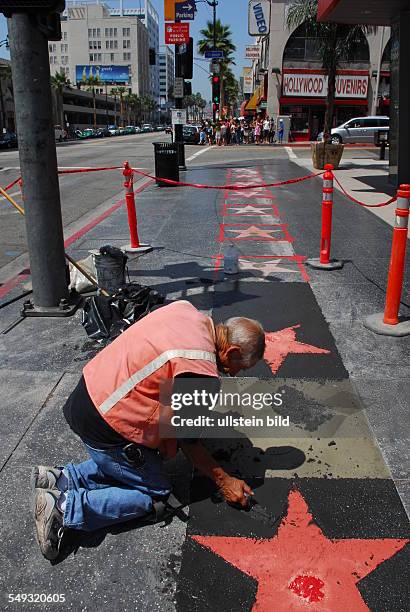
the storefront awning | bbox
[317,0,410,25]
[240,101,252,116]
[246,91,259,111]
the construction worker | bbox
[32,300,266,560]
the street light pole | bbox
[7,13,76,315]
[204,0,219,121]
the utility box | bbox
[153,142,179,187]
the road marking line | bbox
[186,146,215,162]
[285,146,298,159]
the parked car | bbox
[0,132,17,149]
[54,125,68,142]
[77,128,95,139]
[108,125,120,136]
[317,116,390,145]
[96,127,112,137]
[124,126,137,134]
[182,124,200,144]
[135,126,142,133]
[165,125,173,135]
[142,124,153,132]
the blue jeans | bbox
[63,443,171,532]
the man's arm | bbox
[180,440,253,508]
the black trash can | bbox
[153,142,179,187]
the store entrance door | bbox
[310,108,325,141]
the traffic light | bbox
[212,75,221,105]
[184,81,192,96]
[213,102,220,113]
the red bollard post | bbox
[364,184,410,336]
[122,160,152,254]
[307,163,343,270]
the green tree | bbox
[83,74,101,129]
[110,87,119,125]
[198,19,236,111]
[287,0,374,142]
[116,86,127,126]
[51,70,70,130]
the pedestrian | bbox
[32,301,266,560]
[199,126,207,146]
[226,120,231,146]
[215,122,221,146]
[263,116,270,143]
[235,121,242,145]
[220,121,227,146]
[278,118,285,144]
[254,119,261,145]
[243,121,250,144]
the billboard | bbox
[248,0,271,36]
[243,67,253,94]
[76,65,130,84]
[245,45,261,60]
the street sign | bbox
[248,0,271,36]
[205,50,224,59]
[210,61,220,74]
[174,77,184,98]
[164,0,177,21]
[165,22,190,45]
[245,44,261,60]
[175,1,196,21]
[172,108,187,125]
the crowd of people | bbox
[198,117,285,146]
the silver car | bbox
[318,116,389,144]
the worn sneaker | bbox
[31,466,63,490]
[34,488,65,561]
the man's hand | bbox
[217,474,254,508]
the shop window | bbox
[283,23,369,64]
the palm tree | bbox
[287,0,374,143]
[83,74,101,129]
[198,19,236,111]
[116,86,126,126]
[111,86,119,125]
[51,70,70,130]
[223,69,239,117]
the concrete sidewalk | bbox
[0,149,408,610]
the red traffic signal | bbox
[212,75,220,84]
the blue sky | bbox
[0,0,254,99]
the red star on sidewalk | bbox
[192,490,409,611]
[264,324,330,374]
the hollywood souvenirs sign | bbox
[282,73,369,99]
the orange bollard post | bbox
[307,163,343,270]
[364,184,410,336]
[121,160,152,254]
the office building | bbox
[159,45,174,112]
[50,2,150,97]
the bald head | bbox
[225,317,265,368]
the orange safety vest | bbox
[83,300,218,455]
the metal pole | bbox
[105,82,108,127]
[8,13,69,311]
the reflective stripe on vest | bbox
[99,349,217,414]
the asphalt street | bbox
[0,132,201,272]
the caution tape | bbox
[333,175,397,208]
